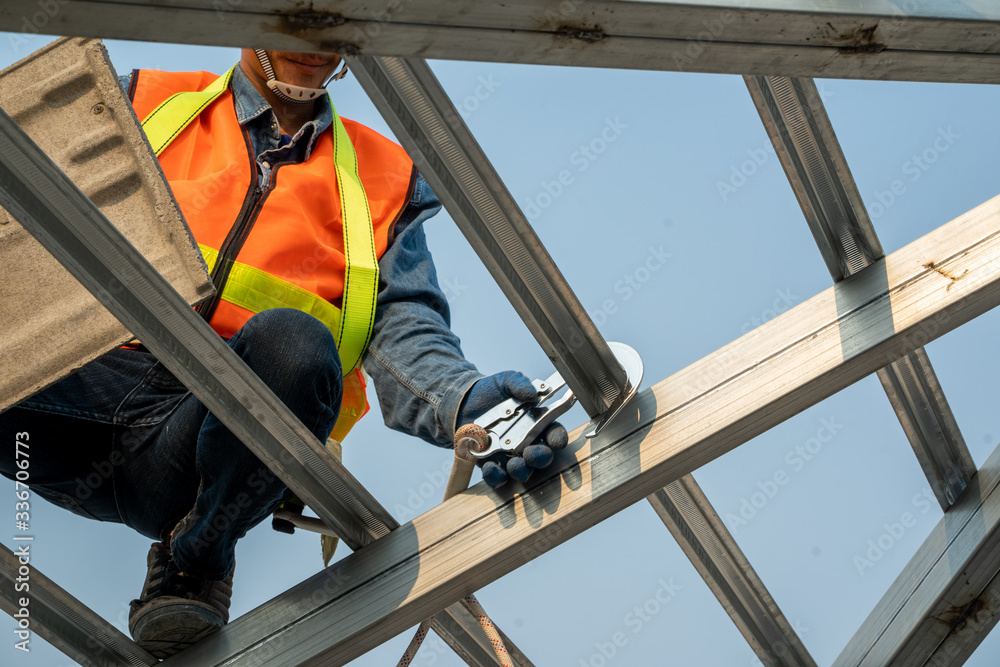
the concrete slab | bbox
[0,37,213,411]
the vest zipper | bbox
[197,125,280,324]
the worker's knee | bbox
[231,309,342,391]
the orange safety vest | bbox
[129,67,416,441]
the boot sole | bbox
[130,599,224,659]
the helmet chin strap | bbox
[254,49,348,105]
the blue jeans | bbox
[0,309,342,581]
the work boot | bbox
[128,541,234,659]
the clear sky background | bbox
[3,17,1000,667]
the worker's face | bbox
[242,49,342,90]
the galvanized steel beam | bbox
[744,76,881,282]
[346,55,627,419]
[163,194,1000,666]
[745,74,976,510]
[2,1,1000,83]
[876,348,974,509]
[0,544,156,667]
[833,441,1000,666]
[649,478,816,667]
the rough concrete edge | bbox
[82,36,215,304]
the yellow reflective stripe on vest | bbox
[141,66,236,156]
[199,245,342,340]
[140,68,378,373]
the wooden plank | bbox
[1,1,999,82]
[833,439,1000,666]
[164,194,1000,666]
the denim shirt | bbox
[121,66,483,447]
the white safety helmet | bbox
[254,49,348,104]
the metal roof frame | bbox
[745,73,977,511]
[3,1,1000,82]
[1,2,1000,665]
[160,191,1000,664]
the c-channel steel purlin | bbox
[648,478,817,667]
[745,74,976,511]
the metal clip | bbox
[466,342,644,459]
[468,370,577,460]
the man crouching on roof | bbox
[0,47,567,657]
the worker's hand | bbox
[457,371,568,489]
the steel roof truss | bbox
[345,54,629,419]
[834,440,1000,666]
[162,193,1000,665]
[746,74,977,511]
[649,477,817,667]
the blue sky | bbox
[3,26,1000,667]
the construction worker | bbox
[0,48,566,657]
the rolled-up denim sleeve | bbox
[363,172,483,448]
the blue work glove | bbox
[457,371,568,489]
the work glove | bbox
[457,371,568,489]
